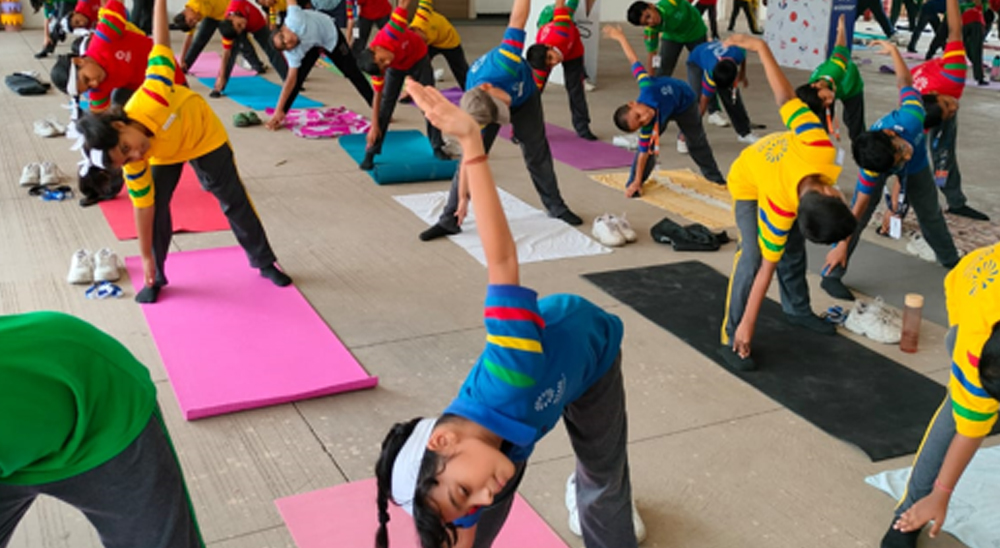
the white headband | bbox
[67,60,79,97]
[390,417,437,516]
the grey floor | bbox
[1,17,997,548]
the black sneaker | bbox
[785,312,836,335]
[419,223,460,241]
[556,209,583,226]
[400,95,414,104]
[717,345,757,371]
[821,277,855,301]
[880,521,920,548]
[578,130,598,141]
[209,90,222,98]
[360,152,375,171]
[947,204,990,221]
[34,49,51,59]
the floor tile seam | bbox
[347,324,485,350]
[204,522,288,546]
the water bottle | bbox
[900,293,924,353]
[991,55,1000,82]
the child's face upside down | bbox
[425,435,516,523]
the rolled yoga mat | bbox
[583,260,951,461]
[197,75,322,110]
[339,130,457,184]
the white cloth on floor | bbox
[394,189,610,266]
[865,445,1000,548]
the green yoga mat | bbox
[339,130,457,185]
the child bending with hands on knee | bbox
[374,78,645,548]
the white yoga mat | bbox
[866,445,1000,548]
[395,189,611,266]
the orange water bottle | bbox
[900,293,924,353]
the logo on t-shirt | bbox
[115,50,132,63]
[763,136,788,163]
[534,374,566,412]
[965,252,998,296]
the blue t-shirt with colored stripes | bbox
[465,27,537,108]
[687,41,746,96]
[856,86,928,195]
[632,61,695,153]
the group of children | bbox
[1,0,998,548]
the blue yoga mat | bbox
[339,130,457,185]
[197,76,322,111]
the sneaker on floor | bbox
[33,119,61,138]
[820,277,855,301]
[844,300,901,343]
[578,130,599,141]
[869,296,903,329]
[360,152,375,171]
[947,204,990,221]
[584,81,596,92]
[442,139,463,157]
[609,213,638,243]
[612,134,638,150]
[592,214,626,247]
[737,132,759,144]
[905,234,936,263]
[19,163,40,186]
[676,138,689,154]
[717,345,757,371]
[39,162,61,185]
[880,520,920,548]
[785,312,837,335]
[556,209,584,226]
[707,112,730,127]
[419,223,460,241]
[93,247,121,282]
[67,249,95,285]
[433,68,445,82]
[565,473,647,543]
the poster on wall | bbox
[525,0,601,86]
[764,0,833,70]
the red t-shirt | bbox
[347,0,392,21]
[74,0,100,25]
[912,40,967,99]
[369,6,427,72]
[222,0,266,50]
[962,4,985,25]
[536,5,584,61]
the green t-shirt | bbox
[643,0,707,53]
[0,311,156,485]
[809,44,864,100]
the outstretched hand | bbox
[869,39,898,56]
[894,490,950,537]
[723,33,760,50]
[602,24,625,41]
[404,78,479,141]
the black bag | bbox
[650,217,730,252]
[5,73,51,96]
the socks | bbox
[135,285,161,304]
[260,264,292,287]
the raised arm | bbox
[872,39,912,90]
[946,0,961,42]
[724,34,792,107]
[835,14,846,48]
[603,24,640,66]
[509,0,530,31]
[153,0,169,46]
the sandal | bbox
[85,281,124,299]
[233,112,250,128]
[245,111,262,126]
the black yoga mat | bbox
[583,261,949,462]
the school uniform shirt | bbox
[531,0,583,89]
[265,0,286,26]
[808,44,864,100]
[282,5,339,69]
[642,0,707,54]
[221,0,267,50]
[369,6,427,92]
[687,41,746,96]
[631,61,695,154]
[961,1,985,25]
[855,86,928,197]
[122,44,229,208]
[84,0,183,113]
[945,244,1000,438]
[186,0,228,20]
[727,99,842,264]
[73,0,100,25]
[0,312,156,486]
[913,40,966,99]
[411,0,460,50]
[466,26,537,109]
[345,0,390,21]
[443,284,624,527]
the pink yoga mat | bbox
[499,123,634,171]
[125,246,378,420]
[99,165,232,241]
[186,51,257,78]
[276,478,569,548]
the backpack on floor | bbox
[6,72,50,96]
[650,217,730,252]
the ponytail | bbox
[374,417,424,548]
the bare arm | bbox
[872,40,912,89]
[153,0,169,46]
[724,34,793,106]
[835,14,846,48]
[508,0,530,31]
[895,433,984,536]
[733,259,777,357]
[603,25,640,66]
[214,48,233,91]
[946,0,962,42]
[699,93,710,116]
[180,32,194,68]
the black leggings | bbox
[281,30,374,113]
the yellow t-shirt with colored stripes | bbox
[186,0,228,20]
[727,99,842,263]
[122,44,229,208]
[945,244,1000,438]
[410,0,460,50]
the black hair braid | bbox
[374,417,424,548]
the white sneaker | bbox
[844,299,901,344]
[610,213,638,243]
[868,296,903,329]
[906,233,936,263]
[612,134,639,150]
[238,58,254,71]
[67,249,95,284]
[433,68,445,82]
[39,162,61,185]
[93,247,121,282]
[584,81,596,92]
[593,214,626,247]
[737,132,759,144]
[19,163,41,186]
[676,138,689,154]
[565,473,647,543]
[707,111,730,127]
[33,119,62,138]
[441,138,463,158]
[47,119,66,135]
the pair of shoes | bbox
[68,248,120,285]
[707,112,729,127]
[578,130,599,141]
[565,473,647,543]
[844,297,902,344]
[821,277,856,301]
[718,344,757,371]
[233,111,262,127]
[676,138,689,154]
[419,223,460,241]
[556,209,584,226]
[785,312,837,335]
[33,119,66,138]
[737,132,759,144]
[592,213,638,247]
[20,162,62,186]
[360,152,376,171]
[905,233,936,263]
[947,204,990,221]
[978,79,991,86]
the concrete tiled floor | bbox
[1,17,997,548]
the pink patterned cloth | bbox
[264,107,371,139]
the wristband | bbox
[933,479,954,493]
[463,154,488,166]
